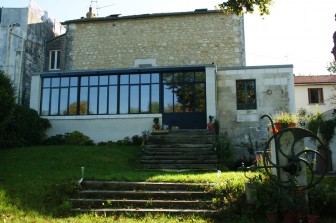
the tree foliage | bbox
[218,0,273,16]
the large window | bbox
[49,50,60,70]
[308,88,324,104]
[162,72,205,113]
[41,73,161,116]
[236,79,256,110]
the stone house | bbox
[0,1,65,105]
[29,9,295,143]
[294,75,336,113]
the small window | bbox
[236,79,256,110]
[49,50,60,70]
[308,88,324,104]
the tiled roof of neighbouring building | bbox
[294,75,336,84]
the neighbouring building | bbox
[294,75,336,113]
[0,0,65,105]
[29,8,295,143]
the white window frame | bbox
[49,50,60,70]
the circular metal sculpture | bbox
[261,115,329,190]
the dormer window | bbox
[49,50,60,70]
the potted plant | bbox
[208,115,215,133]
[152,117,161,131]
[272,111,298,133]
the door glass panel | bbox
[173,86,183,112]
[195,83,205,112]
[164,84,173,113]
[184,84,195,112]
[195,72,205,82]
[184,72,194,83]
[163,73,173,83]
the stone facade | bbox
[217,65,295,142]
[62,11,245,71]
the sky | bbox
[2,0,335,75]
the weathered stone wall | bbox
[64,11,245,70]
[216,65,295,143]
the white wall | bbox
[295,84,335,113]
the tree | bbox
[218,0,273,16]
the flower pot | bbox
[272,122,296,133]
[207,123,215,133]
[283,213,297,223]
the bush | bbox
[1,104,51,148]
[0,71,15,145]
[63,131,94,146]
[216,134,235,171]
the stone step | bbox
[141,155,217,162]
[141,164,218,170]
[78,190,211,200]
[140,159,217,165]
[72,208,217,215]
[145,144,213,149]
[142,151,216,156]
[70,198,214,209]
[81,181,212,191]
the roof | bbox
[62,9,222,24]
[294,75,336,85]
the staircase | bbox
[140,130,218,170]
[71,181,217,215]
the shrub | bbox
[131,135,143,145]
[216,134,235,171]
[44,134,65,145]
[1,104,51,148]
[63,131,94,146]
[0,71,15,145]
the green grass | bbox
[0,145,251,222]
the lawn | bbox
[0,145,252,223]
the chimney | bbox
[86,7,96,18]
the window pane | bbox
[41,89,50,115]
[109,75,118,85]
[174,86,183,112]
[164,84,173,113]
[69,87,78,115]
[99,86,108,114]
[236,80,256,110]
[184,72,194,83]
[195,72,205,82]
[152,73,160,83]
[51,78,60,87]
[184,84,195,112]
[80,87,88,115]
[120,86,129,114]
[310,89,319,103]
[60,88,68,115]
[61,77,69,87]
[141,74,150,84]
[90,76,98,85]
[99,76,108,85]
[89,87,98,114]
[81,77,88,86]
[50,88,59,115]
[174,72,184,84]
[56,51,60,69]
[163,73,173,83]
[43,78,51,87]
[70,77,78,86]
[151,84,160,113]
[120,75,129,84]
[50,51,55,69]
[130,86,139,113]
[130,74,139,84]
[109,86,118,114]
[141,85,150,113]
